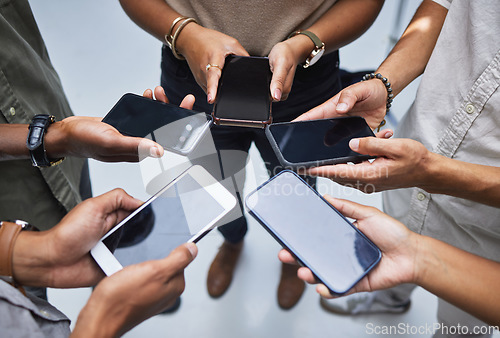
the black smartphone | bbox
[245,170,381,295]
[102,93,212,155]
[212,55,272,128]
[265,116,376,169]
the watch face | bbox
[307,48,325,67]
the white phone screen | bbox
[102,167,228,267]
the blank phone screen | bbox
[103,172,225,267]
[246,171,380,294]
[268,117,374,165]
[214,56,271,121]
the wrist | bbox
[285,34,316,65]
[11,231,49,287]
[74,292,126,337]
[174,22,201,56]
[412,234,434,288]
[43,120,69,159]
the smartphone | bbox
[91,165,237,276]
[102,93,213,155]
[245,170,381,295]
[212,55,272,128]
[265,116,376,169]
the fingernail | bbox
[274,88,282,101]
[336,102,348,112]
[149,146,161,158]
[385,131,393,138]
[186,242,198,258]
[349,138,360,151]
[207,94,212,103]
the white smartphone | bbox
[91,165,237,276]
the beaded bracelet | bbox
[362,72,394,131]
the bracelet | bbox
[166,16,188,42]
[170,17,198,60]
[362,72,393,131]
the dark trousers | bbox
[161,46,341,243]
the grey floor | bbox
[28,1,498,337]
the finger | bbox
[269,59,293,102]
[206,61,225,104]
[293,95,340,122]
[278,249,297,265]
[334,89,360,114]
[143,88,153,99]
[158,243,198,274]
[297,267,318,284]
[375,129,393,139]
[95,189,143,232]
[179,94,196,110]
[104,133,163,161]
[154,86,170,103]
[349,137,399,158]
[323,195,378,221]
[317,285,335,299]
[307,163,373,183]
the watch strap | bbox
[0,221,23,287]
[296,30,323,50]
[26,114,64,167]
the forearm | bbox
[308,0,384,53]
[376,0,448,96]
[0,122,70,161]
[119,0,182,43]
[420,152,500,208]
[416,235,500,326]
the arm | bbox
[268,0,385,101]
[279,197,500,326]
[307,137,500,208]
[119,0,249,103]
[9,187,197,337]
[11,189,143,288]
[296,0,448,128]
[0,86,195,162]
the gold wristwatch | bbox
[288,30,325,68]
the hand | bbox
[46,86,196,162]
[295,79,388,129]
[72,243,197,337]
[175,24,249,103]
[307,136,431,193]
[12,189,143,288]
[278,196,419,298]
[268,33,323,101]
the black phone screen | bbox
[102,93,211,154]
[246,171,381,294]
[267,117,375,166]
[214,55,271,121]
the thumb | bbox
[335,89,359,114]
[349,137,397,158]
[137,137,164,159]
[160,243,198,272]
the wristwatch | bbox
[0,220,38,291]
[26,114,64,167]
[288,30,325,68]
